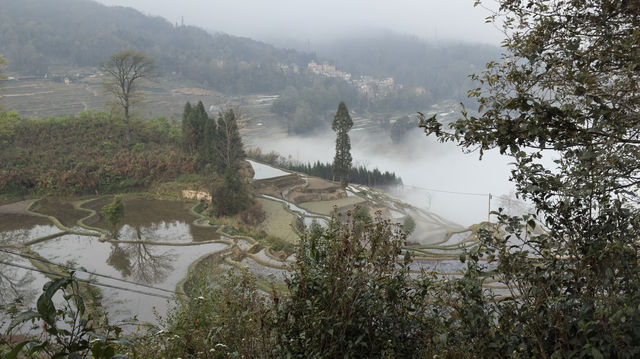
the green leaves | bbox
[421,0,640,356]
[3,274,130,359]
[37,276,72,327]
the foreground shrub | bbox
[135,270,275,358]
[2,274,130,358]
[273,212,437,358]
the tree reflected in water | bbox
[0,252,37,305]
[106,226,175,285]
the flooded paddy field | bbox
[0,195,233,328]
[0,161,508,329]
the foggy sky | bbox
[94,0,504,45]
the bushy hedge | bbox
[0,111,194,195]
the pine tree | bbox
[182,102,195,154]
[203,112,217,170]
[192,101,208,151]
[332,102,353,187]
[183,101,217,171]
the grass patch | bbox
[298,196,366,216]
[256,197,299,244]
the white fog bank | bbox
[249,128,518,227]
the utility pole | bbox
[487,193,492,223]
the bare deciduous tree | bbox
[102,50,155,144]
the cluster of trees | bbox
[389,116,417,144]
[181,101,245,174]
[247,148,402,188]
[181,102,252,217]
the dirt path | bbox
[2,91,55,97]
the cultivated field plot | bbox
[1,69,225,120]
[256,197,299,243]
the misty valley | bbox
[1,0,638,357]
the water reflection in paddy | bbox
[0,214,59,244]
[83,197,219,242]
[0,197,229,327]
[0,251,48,306]
[31,234,228,324]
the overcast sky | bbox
[94,0,504,45]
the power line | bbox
[0,248,180,297]
[0,259,174,300]
[0,249,179,295]
[402,184,535,208]
[403,184,488,197]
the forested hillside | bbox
[312,32,499,102]
[0,0,314,94]
[0,0,498,105]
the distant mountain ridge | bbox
[0,0,315,93]
[0,0,499,105]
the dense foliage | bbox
[273,216,432,358]
[0,111,192,195]
[180,103,252,217]
[135,271,274,358]
[271,81,359,134]
[332,102,354,187]
[421,0,640,356]
[247,148,402,187]
[182,101,218,171]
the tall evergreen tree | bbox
[182,101,214,171]
[332,102,353,187]
[182,102,195,154]
[203,112,217,170]
[192,101,208,151]
[215,109,245,173]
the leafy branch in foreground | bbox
[2,273,131,358]
[420,0,640,356]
